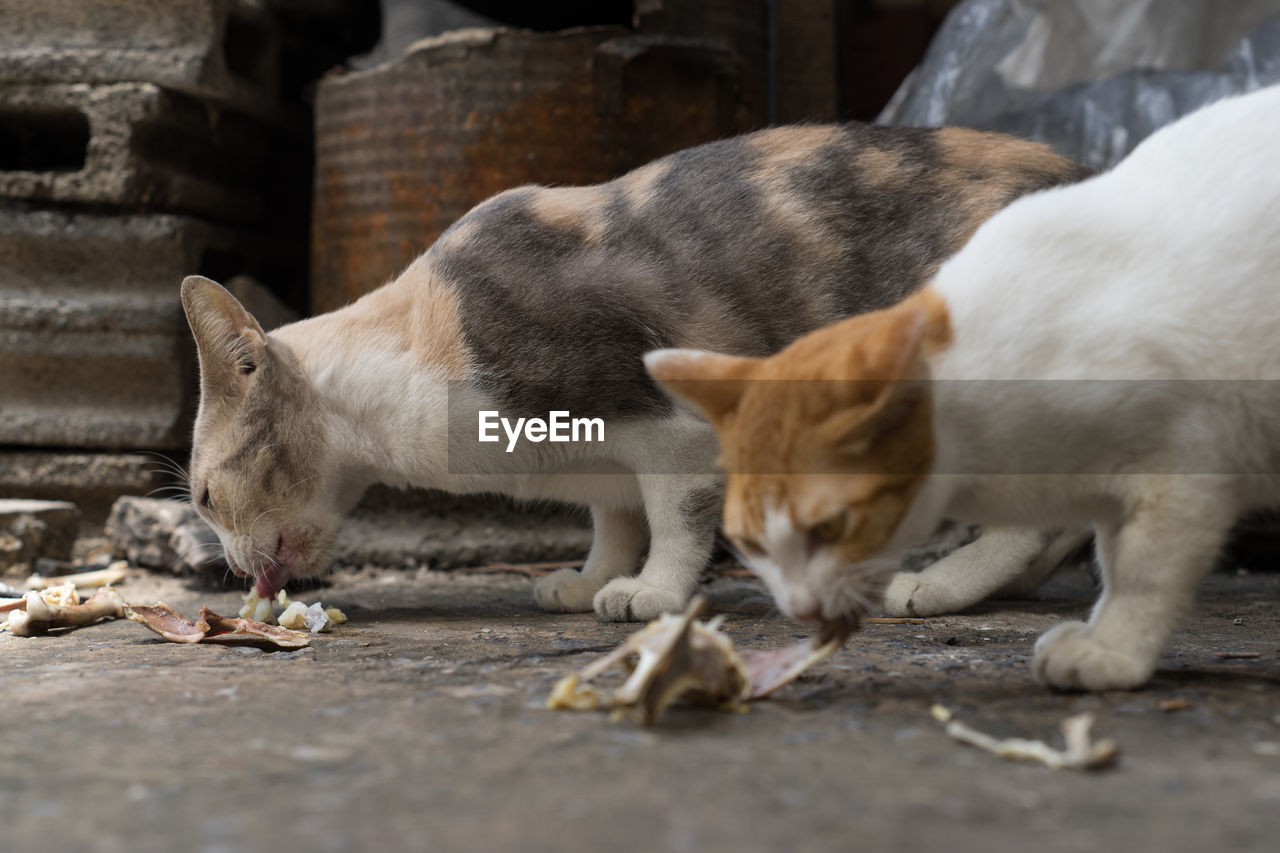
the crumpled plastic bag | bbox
[879,0,1280,169]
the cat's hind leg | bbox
[1034,485,1234,691]
[593,478,720,621]
[883,526,1068,617]
[534,506,647,612]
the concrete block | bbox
[0,499,80,579]
[337,489,593,570]
[103,488,593,576]
[0,0,285,121]
[0,82,304,222]
[0,452,170,524]
[106,496,223,575]
[0,206,264,449]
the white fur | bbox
[862,86,1280,689]
[277,328,724,621]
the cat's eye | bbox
[197,487,212,510]
[239,359,257,376]
[809,513,847,544]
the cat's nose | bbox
[792,603,822,622]
[788,592,823,623]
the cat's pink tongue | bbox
[255,562,291,598]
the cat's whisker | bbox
[285,474,319,492]
[251,547,280,570]
[247,506,284,542]
[147,485,193,499]
[170,541,221,570]
[138,452,194,485]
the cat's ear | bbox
[181,275,268,397]
[853,298,933,382]
[644,348,759,424]
[819,295,945,451]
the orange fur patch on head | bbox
[645,349,760,425]
[680,289,953,566]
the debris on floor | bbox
[548,596,851,725]
[930,704,1119,770]
[240,589,347,633]
[125,603,311,648]
[23,561,128,591]
[7,585,126,636]
[2,560,340,646]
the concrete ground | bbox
[2,559,1278,853]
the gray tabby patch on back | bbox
[434,123,1092,419]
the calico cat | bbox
[646,85,1280,687]
[180,122,1090,622]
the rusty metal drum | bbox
[310,26,745,313]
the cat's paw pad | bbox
[593,578,686,622]
[1033,621,1152,691]
[534,568,602,613]
[883,572,954,617]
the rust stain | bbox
[311,28,744,315]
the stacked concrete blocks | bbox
[0,0,378,511]
[0,0,287,121]
[0,208,269,449]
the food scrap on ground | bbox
[547,596,851,725]
[7,585,126,636]
[4,565,344,646]
[239,589,275,623]
[239,589,346,633]
[125,603,311,648]
[930,704,1118,771]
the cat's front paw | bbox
[593,578,686,622]
[534,568,602,613]
[883,572,956,617]
[1033,621,1153,691]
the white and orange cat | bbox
[180,123,1091,621]
[647,85,1280,689]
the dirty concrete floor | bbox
[2,563,1278,853]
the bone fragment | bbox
[548,596,851,724]
[8,586,126,636]
[930,705,1118,770]
[24,561,128,591]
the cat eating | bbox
[180,122,1089,621]
[646,85,1280,687]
